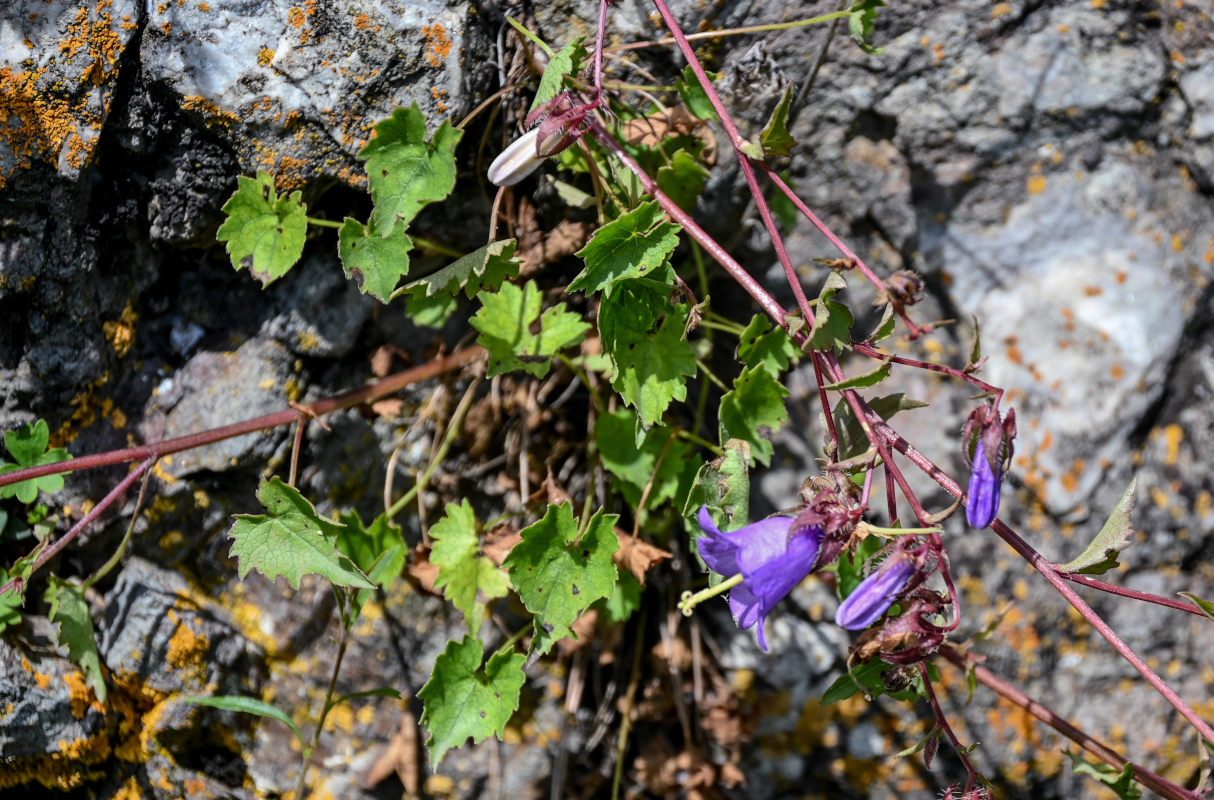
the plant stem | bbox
[609,10,852,52]
[1060,572,1212,618]
[917,661,981,793]
[294,591,353,800]
[939,646,1205,800]
[305,216,342,229]
[852,341,1001,398]
[81,466,154,591]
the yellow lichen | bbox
[102,300,137,356]
[166,621,209,669]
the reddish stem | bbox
[852,341,1001,400]
[2,457,155,597]
[1060,572,1211,619]
[917,661,981,793]
[0,346,486,490]
[939,646,1206,800]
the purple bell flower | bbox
[835,557,915,630]
[965,439,1001,529]
[696,506,823,650]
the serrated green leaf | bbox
[599,571,642,624]
[737,314,800,377]
[759,85,795,158]
[829,393,928,462]
[868,304,896,344]
[719,366,789,467]
[806,273,854,353]
[45,578,105,703]
[675,66,718,120]
[337,218,413,303]
[335,510,406,622]
[1067,752,1143,800]
[0,420,72,503]
[848,0,887,55]
[821,358,892,391]
[470,281,589,378]
[503,504,619,655]
[418,635,526,766]
[359,105,462,236]
[570,201,681,296]
[683,439,750,574]
[530,39,587,113]
[227,477,374,590]
[181,695,304,746]
[402,240,520,301]
[1055,478,1137,575]
[596,409,688,513]
[430,500,510,632]
[656,150,710,214]
[215,171,307,285]
[1179,592,1214,622]
[599,283,696,433]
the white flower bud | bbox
[487,128,545,187]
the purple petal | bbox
[835,559,915,631]
[965,440,1001,529]
[696,506,741,576]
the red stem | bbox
[1061,572,1211,619]
[852,341,1001,399]
[939,646,1206,800]
[0,346,486,490]
[917,661,980,793]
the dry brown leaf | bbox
[621,105,716,165]
[361,709,419,794]
[518,219,594,274]
[482,523,523,566]
[407,544,440,594]
[370,399,403,418]
[613,528,672,584]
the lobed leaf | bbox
[848,0,887,54]
[718,365,789,467]
[429,500,510,632]
[215,171,307,285]
[0,419,72,503]
[1054,478,1137,575]
[674,65,718,120]
[683,439,751,574]
[737,314,800,377]
[402,239,520,300]
[596,408,690,513]
[570,201,681,297]
[359,104,462,236]
[503,503,619,656]
[470,281,589,379]
[337,218,414,303]
[1067,752,1142,800]
[656,150,710,214]
[530,39,587,113]
[418,635,526,766]
[758,85,796,158]
[806,272,854,354]
[45,578,106,703]
[227,477,374,590]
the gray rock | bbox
[260,250,374,358]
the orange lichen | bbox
[354,13,370,29]
[166,621,209,669]
[1026,174,1047,195]
[180,94,241,126]
[102,300,137,356]
[63,670,102,719]
[422,24,452,68]
[258,47,275,66]
[288,6,306,27]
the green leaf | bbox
[848,0,887,55]
[335,510,407,621]
[503,504,619,656]
[719,365,789,467]
[1054,478,1137,575]
[599,571,642,624]
[418,635,526,766]
[821,659,892,705]
[430,500,510,632]
[1178,592,1214,622]
[227,477,374,590]
[215,171,307,285]
[402,240,520,300]
[470,281,589,378]
[821,358,892,391]
[570,201,681,297]
[758,85,795,158]
[405,292,459,329]
[1067,752,1143,800]
[599,283,696,433]
[181,695,304,746]
[968,314,983,368]
[683,440,750,574]
[675,66,718,120]
[829,392,928,462]
[596,409,688,512]
[337,218,413,303]
[0,570,22,633]
[806,272,854,354]
[868,304,896,344]
[0,420,72,503]
[656,150,710,214]
[737,314,800,378]
[45,578,106,703]
[530,39,587,113]
[359,104,462,236]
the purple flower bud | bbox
[835,557,914,631]
[487,128,546,187]
[696,506,823,651]
[965,439,1001,528]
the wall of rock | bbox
[1,0,1212,798]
